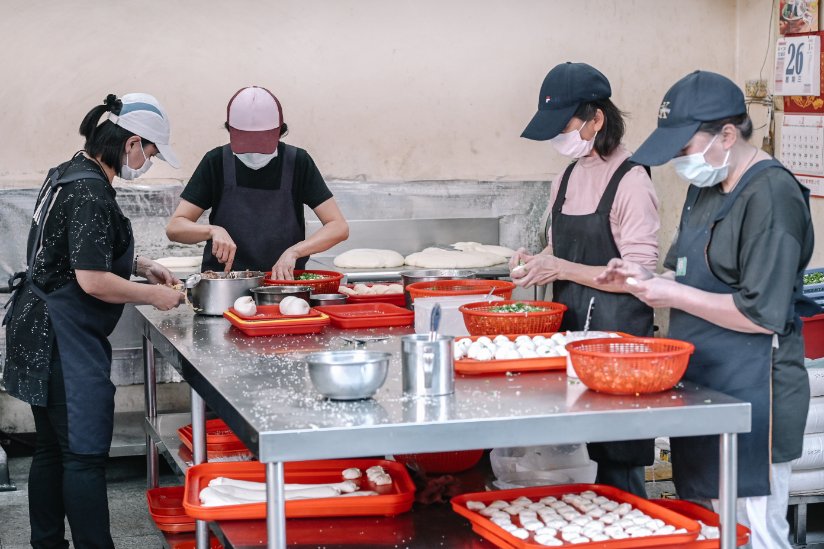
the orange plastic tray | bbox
[179,419,242,445]
[183,459,415,520]
[649,499,749,548]
[344,284,406,307]
[452,484,700,548]
[147,486,196,532]
[455,332,627,375]
[313,303,414,329]
[178,423,254,460]
[228,304,324,322]
[224,310,330,336]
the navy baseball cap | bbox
[521,62,612,141]
[631,70,747,166]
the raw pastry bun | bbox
[279,296,311,316]
[334,248,405,269]
[404,247,505,269]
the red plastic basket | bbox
[263,269,344,294]
[405,279,515,303]
[458,300,567,336]
[393,450,484,474]
[566,337,694,395]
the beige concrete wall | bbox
[0,0,819,265]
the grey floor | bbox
[0,455,171,549]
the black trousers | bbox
[28,355,114,549]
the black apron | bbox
[201,145,307,272]
[7,165,133,455]
[551,159,655,466]
[669,158,817,499]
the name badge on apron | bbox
[676,257,687,277]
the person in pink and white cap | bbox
[167,86,348,277]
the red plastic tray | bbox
[455,332,627,375]
[314,303,414,329]
[228,304,324,322]
[452,484,700,548]
[803,313,824,359]
[169,536,223,549]
[179,419,241,445]
[147,486,196,532]
[178,423,254,460]
[344,284,406,307]
[649,499,749,548]
[183,459,415,520]
[224,310,330,336]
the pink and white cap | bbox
[226,86,283,154]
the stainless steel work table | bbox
[139,307,751,549]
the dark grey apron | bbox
[669,159,816,499]
[551,159,655,471]
[10,165,133,455]
[201,145,307,272]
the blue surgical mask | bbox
[671,135,730,188]
[121,141,152,180]
[550,121,597,159]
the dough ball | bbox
[279,297,310,316]
[353,283,371,295]
[386,283,404,294]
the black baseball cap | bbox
[521,62,611,141]
[631,70,747,166]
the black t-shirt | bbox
[4,154,133,406]
[664,166,813,334]
[180,142,333,226]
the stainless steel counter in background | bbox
[140,307,749,549]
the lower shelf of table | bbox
[145,412,194,477]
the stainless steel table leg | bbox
[192,389,209,549]
[719,433,738,549]
[143,335,159,489]
[266,462,286,549]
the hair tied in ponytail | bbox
[103,94,122,114]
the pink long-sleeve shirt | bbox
[546,145,660,271]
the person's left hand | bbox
[624,276,680,308]
[144,260,180,286]
[512,254,565,288]
[271,249,300,280]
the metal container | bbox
[399,269,476,308]
[250,285,312,306]
[401,334,455,397]
[309,293,348,306]
[188,272,264,316]
[305,350,391,400]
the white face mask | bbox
[120,141,152,180]
[550,120,597,158]
[671,134,730,188]
[235,151,278,170]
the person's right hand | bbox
[209,226,237,273]
[594,258,654,288]
[151,285,185,310]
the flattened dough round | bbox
[452,241,517,259]
[334,248,405,269]
[155,256,202,269]
[404,247,506,268]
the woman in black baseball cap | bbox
[598,70,818,548]
[512,62,661,498]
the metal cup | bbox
[401,334,455,396]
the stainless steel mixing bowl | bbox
[250,285,312,305]
[305,350,391,400]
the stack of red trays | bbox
[177,419,254,461]
[147,486,195,533]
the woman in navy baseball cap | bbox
[513,62,661,497]
[599,70,818,549]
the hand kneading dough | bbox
[334,248,405,269]
[452,241,517,259]
[404,247,506,269]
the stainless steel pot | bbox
[309,293,348,306]
[250,285,312,306]
[187,272,264,315]
[399,269,476,308]
[401,334,455,397]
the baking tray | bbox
[452,484,700,548]
[649,499,749,548]
[183,459,415,520]
[313,303,414,329]
[344,284,406,307]
[454,333,626,376]
[224,310,330,336]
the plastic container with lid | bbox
[413,295,503,337]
